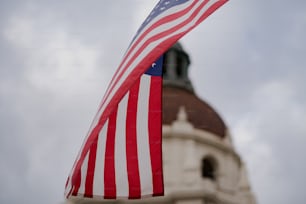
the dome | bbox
[162,86,227,138]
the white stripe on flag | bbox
[93,120,108,196]
[115,93,129,197]
[79,152,90,195]
[136,75,153,195]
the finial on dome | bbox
[172,106,193,134]
[177,106,188,122]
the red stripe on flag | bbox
[148,76,163,196]
[71,125,101,197]
[126,79,141,199]
[65,177,72,199]
[104,108,118,199]
[84,137,98,197]
[196,0,228,24]
[71,169,81,196]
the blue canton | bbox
[145,55,164,76]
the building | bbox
[67,42,256,204]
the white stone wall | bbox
[161,107,256,204]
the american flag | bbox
[65,0,228,200]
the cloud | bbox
[3,13,100,93]
[1,6,104,204]
[233,79,306,203]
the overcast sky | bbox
[0,0,305,204]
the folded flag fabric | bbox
[65,0,228,200]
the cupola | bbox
[162,42,227,138]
